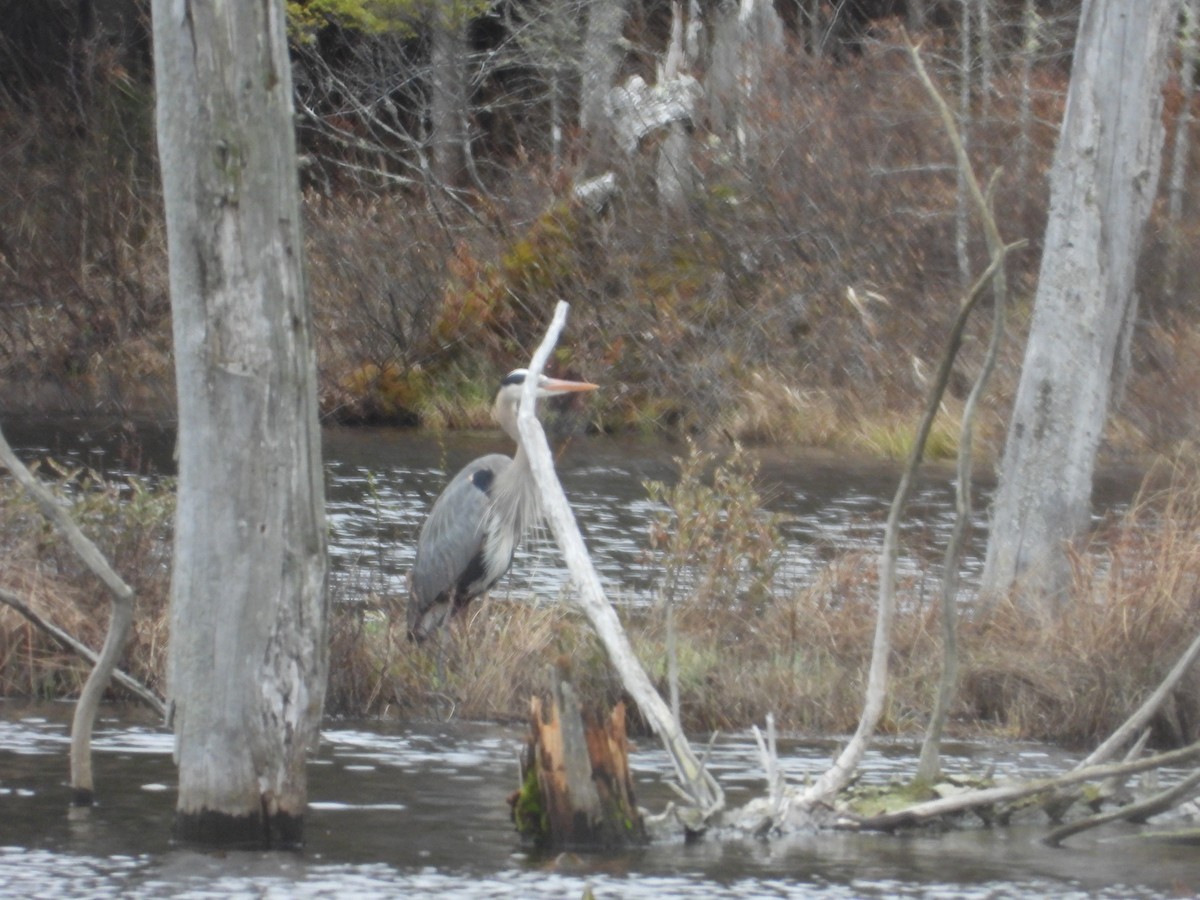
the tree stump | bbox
[511,674,647,850]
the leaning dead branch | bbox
[908,33,1020,783]
[1075,626,1200,770]
[0,426,138,804]
[1043,766,1200,847]
[845,739,1200,832]
[0,585,163,716]
[517,301,724,819]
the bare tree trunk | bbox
[152,0,328,848]
[977,0,994,118]
[706,0,784,161]
[518,302,724,818]
[580,0,628,165]
[1015,0,1038,224]
[956,0,973,289]
[1165,0,1199,300]
[979,0,1178,613]
[429,9,469,188]
[908,42,1017,784]
[657,1,693,216]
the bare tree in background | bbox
[153,0,329,847]
[980,0,1179,613]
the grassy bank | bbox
[4,444,1200,751]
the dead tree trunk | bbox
[512,672,647,850]
[518,302,724,817]
[153,0,329,848]
[979,0,1178,613]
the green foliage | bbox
[644,441,785,616]
[286,0,490,41]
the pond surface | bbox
[1,416,1147,609]
[1,418,1176,897]
[1,703,1196,899]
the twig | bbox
[1044,767,1200,847]
[0,427,137,803]
[516,300,724,817]
[0,586,164,716]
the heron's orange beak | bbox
[540,377,599,394]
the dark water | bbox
[2,703,1197,898]
[0,416,1146,607]
[2,418,1179,897]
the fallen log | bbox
[511,672,647,851]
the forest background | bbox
[3,0,1200,750]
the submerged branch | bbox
[846,740,1200,832]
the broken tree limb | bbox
[845,739,1200,833]
[1075,626,1200,770]
[0,425,138,805]
[1043,767,1200,848]
[908,34,1020,784]
[517,301,724,817]
[0,586,164,716]
[797,241,1022,811]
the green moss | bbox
[511,763,549,845]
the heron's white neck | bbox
[489,392,540,545]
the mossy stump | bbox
[510,674,647,851]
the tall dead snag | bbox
[153,0,328,848]
[513,673,647,850]
[908,36,1018,784]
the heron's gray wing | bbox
[410,453,512,616]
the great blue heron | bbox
[406,368,598,641]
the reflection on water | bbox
[1,704,1195,898]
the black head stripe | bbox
[500,370,527,387]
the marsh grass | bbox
[5,449,1200,752]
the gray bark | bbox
[979,0,1178,611]
[1165,0,1199,299]
[518,303,724,818]
[580,0,628,162]
[429,9,470,187]
[706,0,785,159]
[152,0,328,847]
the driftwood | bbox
[517,302,724,818]
[843,740,1200,833]
[0,426,139,805]
[512,671,647,850]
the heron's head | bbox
[492,368,598,435]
